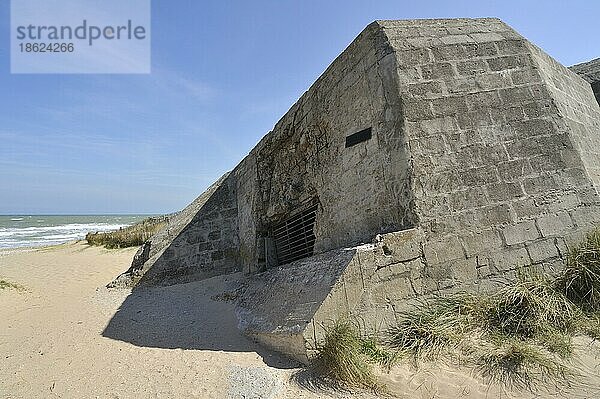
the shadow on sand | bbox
[101,274,299,369]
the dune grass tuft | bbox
[488,274,580,338]
[86,216,167,249]
[582,314,600,341]
[312,320,392,390]
[556,229,600,312]
[359,336,398,370]
[388,293,483,360]
[476,337,568,391]
[387,272,582,390]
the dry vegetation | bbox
[0,278,25,291]
[86,216,167,249]
[311,320,395,391]
[313,227,600,391]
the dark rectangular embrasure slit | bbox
[345,127,372,148]
[271,203,318,265]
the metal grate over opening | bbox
[272,204,318,265]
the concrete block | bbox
[490,247,531,272]
[485,181,524,202]
[423,235,465,265]
[502,220,540,245]
[449,258,478,282]
[495,39,528,55]
[547,193,580,213]
[570,206,600,229]
[395,48,433,65]
[457,115,495,135]
[460,229,504,257]
[420,62,456,80]
[407,81,444,98]
[431,44,466,61]
[487,55,529,71]
[469,32,505,42]
[431,96,468,116]
[419,116,459,134]
[537,212,575,237]
[522,175,560,195]
[497,159,533,182]
[377,229,423,262]
[474,71,513,90]
[449,187,489,211]
[476,203,514,226]
[510,69,542,85]
[459,166,499,187]
[457,59,488,75]
[509,119,554,138]
[463,42,498,58]
[499,87,534,103]
[526,238,560,263]
[404,98,434,121]
[465,90,503,110]
[440,34,475,45]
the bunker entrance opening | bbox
[271,202,318,265]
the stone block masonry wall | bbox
[110,21,600,368]
[234,22,415,272]
[117,19,600,298]
[570,58,600,106]
[531,47,600,194]
[236,19,600,361]
[135,173,241,286]
[380,18,600,285]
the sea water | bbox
[0,215,152,249]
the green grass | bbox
[86,216,167,249]
[386,274,583,390]
[359,336,398,370]
[388,293,483,361]
[475,337,568,391]
[556,228,600,312]
[311,321,398,390]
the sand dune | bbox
[1,242,599,398]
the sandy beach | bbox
[0,242,360,399]
[1,242,599,399]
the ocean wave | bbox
[0,221,133,248]
[0,223,127,234]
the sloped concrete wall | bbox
[570,58,600,105]
[234,22,415,273]
[383,18,600,284]
[532,48,600,194]
[111,173,241,287]
[236,249,357,363]
[141,173,240,285]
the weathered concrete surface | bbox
[236,248,357,363]
[234,18,600,362]
[111,172,240,287]
[111,18,600,362]
[570,58,600,105]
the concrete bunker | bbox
[108,18,600,363]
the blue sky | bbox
[0,0,598,214]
